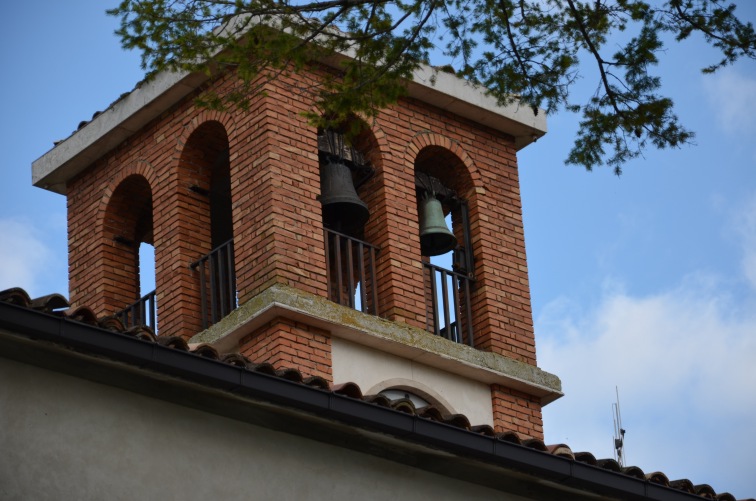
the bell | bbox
[320,160,369,231]
[419,195,457,256]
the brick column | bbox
[239,317,332,382]
[491,385,544,440]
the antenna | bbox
[612,386,626,467]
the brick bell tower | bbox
[32,61,561,438]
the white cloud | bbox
[538,281,756,497]
[0,218,65,297]
[536,196,756,498]
[704,68,756,136]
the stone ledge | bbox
[190,284,563,405]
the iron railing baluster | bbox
[115,290,158,332]
[190,239,237,330]
[323,228,380,317]
[422,261,475,347]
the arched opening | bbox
[318,121,380,316]
[106,175,157,330]
[181,121,237,329]
[414,146,475,346]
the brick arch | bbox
[176,119,232,248]
[176,110,236,149]
[404,132,480,195]
[98,171,155,317]
[97,159,156,233]
[159,119,234,338]
[405,133,478,256]
[173,112,236,241]
[358,121,393,179]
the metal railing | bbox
[116,290,157,331]
[190,238,237,330]
[423,262,474,346]
[324,228,379,316]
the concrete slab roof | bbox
[32,62,547,195]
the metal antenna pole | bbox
[612,386,626,467]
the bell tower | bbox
[32,64,561,438]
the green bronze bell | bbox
[320,160,369,231]
[419,194,457,256]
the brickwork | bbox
[239,317,333,382]
[491,384,544,440]
[64,63,542,436]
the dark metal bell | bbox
[320,160,369,231]
[419,195,457,256]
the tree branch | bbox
[565,0,621,116]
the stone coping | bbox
[190,284,563,405]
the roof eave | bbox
[31,70,210,195]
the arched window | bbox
[181,121,236,329]
[414,146,475,346]
[318,123,380,316]
[378,385,454,415]
[106,175,156,330]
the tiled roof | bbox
[0,286,751,501]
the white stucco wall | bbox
[331,338,494,426]
[0,356,522,501]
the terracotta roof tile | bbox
[522,437,548,452]
[574,451,598,465]
[248,362,277,375]
[67,306,99,325]
[390,397,417,414]
[670,479,697,494]
[0,287,34,307]
[547,444,575,459]
[622,465,646,480]
[275,367,303,383]
[647,472,671,486]
[157,336,190,351]
[596,458,622,473]
[99,316,127,332]
[1,287,753,501]
[444,413,471,430]
[496,430,522,444]
[124,325,157,342]
[220,353,251,367]
[332,382,363,399]
[417,405,445,422]
[362,394,392,407]
[302,375,330,390]
[192,343,221,359]
[29,293,69,312]
[695,484,718,499]
[470,424,495,437]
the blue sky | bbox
[1,2,755,498]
